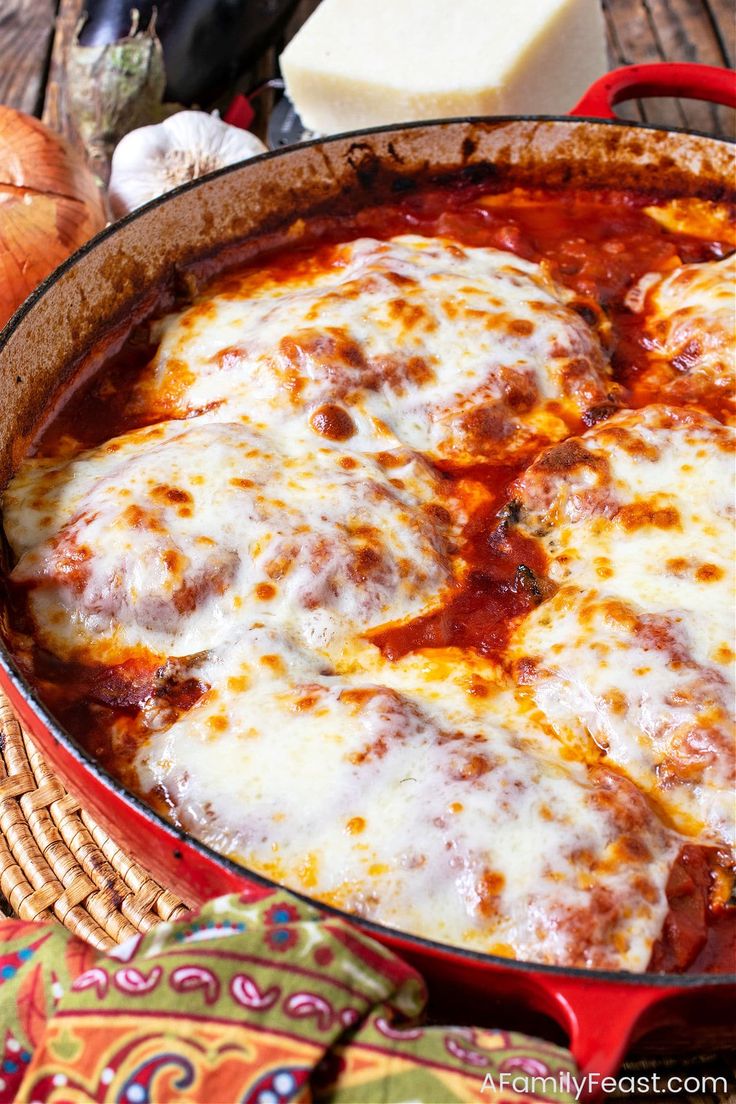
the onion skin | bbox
[0,107,106,330]
[78,0,301,106]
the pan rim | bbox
[0,112,733,989]
[1,111,734,349]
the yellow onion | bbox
[0,106,106,329]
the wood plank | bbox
[598,0,733,137]
[703,0,735,66]
[602,0,647,122]
[602,0,687,127]
[703,1,736,138]
[645,0,732,136]
[0,0,56,116]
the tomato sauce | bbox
[35,183,730,459]
[8,180,736,975]
[372,464,548,664]
[650,847,735,974]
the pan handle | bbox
[537,974,671,1097]
[571,62,736,120]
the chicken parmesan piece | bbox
[3,184,734,977]
[135,626,679,971]
[4,420,454,661]
[135,234,614,463]
[625,254,736,415]
[508,405,735,846]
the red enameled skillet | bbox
[0,63,734,1094]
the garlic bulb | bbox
[108,111,267,217]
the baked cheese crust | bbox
[509,405,735,846]
[132,235,614,464]
[3,218,734,973]
[6,419,455,662]
[625,255,735,414]
[135,628,678,970]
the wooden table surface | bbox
[0,0,734,138]
[0,3,734,1101]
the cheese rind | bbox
[280,0,609,133]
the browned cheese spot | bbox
[293,691,321,712]
[123,504,164,532]
[348,545,388,584]
[600,426,660,462]
[340,687,376,709]
[386,297,437,332]
[536,439,604,475]
[310,403,356,441]
[260,654,285,675]
[451,751,493,781]
[617,502,681,531]
[603,688,628,716]
[666,557,690,576]
[476,870,506,919]
[162,548,187,576]
[695,563,724,583]
[151,484,193,506]
[468,675,490,698]
[614,834,652,863]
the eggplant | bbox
[78,0,301,106]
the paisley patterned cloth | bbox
[0,889,576,1103]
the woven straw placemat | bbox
[0,693,188,947]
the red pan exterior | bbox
[0,116,734,1092]
[571,61,736,119]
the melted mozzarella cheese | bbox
[626,254,736,411]
[135,235,612,464]
[643,200,736,247]
[136,627,678,970]
[4,227,730,976]
[6,420,454,662]
[509,405,736,845]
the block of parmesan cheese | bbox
[280,0,608,134]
